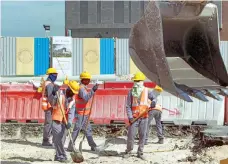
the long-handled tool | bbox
[99,108,150,151]
[78,92,96,153]
[56,91,84,163]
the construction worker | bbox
[123,72,157,160]
[41,67,59,146]
[67,71,99,152]
[52,80,79,162]
[145,85,164,145]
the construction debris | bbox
[1,124,228,164]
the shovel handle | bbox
[56,91,77,152]
[117,108,149,135]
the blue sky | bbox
[1,1,65,37]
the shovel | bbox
[78,92,96,153]
[99,108,150,151]
[56,91,84,163]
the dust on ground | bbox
[1,124,228,164]
[1,135,228,164]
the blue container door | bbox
[34,38,49,75]
[100,38,114,74]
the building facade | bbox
[65,1,226,40]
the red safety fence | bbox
[0,83,135,124]
[0,82,160,124]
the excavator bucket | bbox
[129,1,228,102]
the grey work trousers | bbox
[145,110,164,143]
[43,109,53,143]
[52,120,68,160]
[126,118,148,155]
[67,114,96,150]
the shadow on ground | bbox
[7,157,52,162]
[1,161,31,164]
[1,139,53,149]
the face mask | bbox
[134,81,144,87]
[48,74,57,82]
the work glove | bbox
[92,84,99,92]
[52,85,60,96]
[129,118,134,124]
[65,122,72,129]
[150,101,156,108]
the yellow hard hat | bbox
[154,85,163,92]
[46,68,58,75]
[68,80,80,94]
[132,72,146,81]
[63,76,69,85]
[80,71,91,79]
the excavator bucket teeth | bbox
[219,88,228,97]
[175,83,208,102]
[129,1,228,101]
[204,89,223,101]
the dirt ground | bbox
[1,135,228,164]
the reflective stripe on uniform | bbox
[42,81,52,110]
[132,87,149,118]
[75,85,91,116]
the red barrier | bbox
[0,84,129,124]
[0,83,157,124]
[89,89,129,124]
[0,84,43,123]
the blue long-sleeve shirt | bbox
[126,88,157,119]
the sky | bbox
[1,1,65,37]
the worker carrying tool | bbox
[41,67,59,146]
[52,80,80,163]
[67,71,100,152]
[145,85,164,145]
[123,72,157,161]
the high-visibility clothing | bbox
[149,104,162,112]
[75,85,91,116]
[42,81,53,111]
[132,87,150,118]
[52,91,75,122]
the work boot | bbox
[123,151,131,158]
[42,142,52,146]
[54,158,70,163]
[157,138,164,144]
[137,153,147,161]
[91,146,101,152]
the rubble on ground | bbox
[1,124,228,164]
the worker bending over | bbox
[145,86,164,145]
[124,72,157,160]
[41,68,59,146]
[67,71,99,152]
[52,80,79,162]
